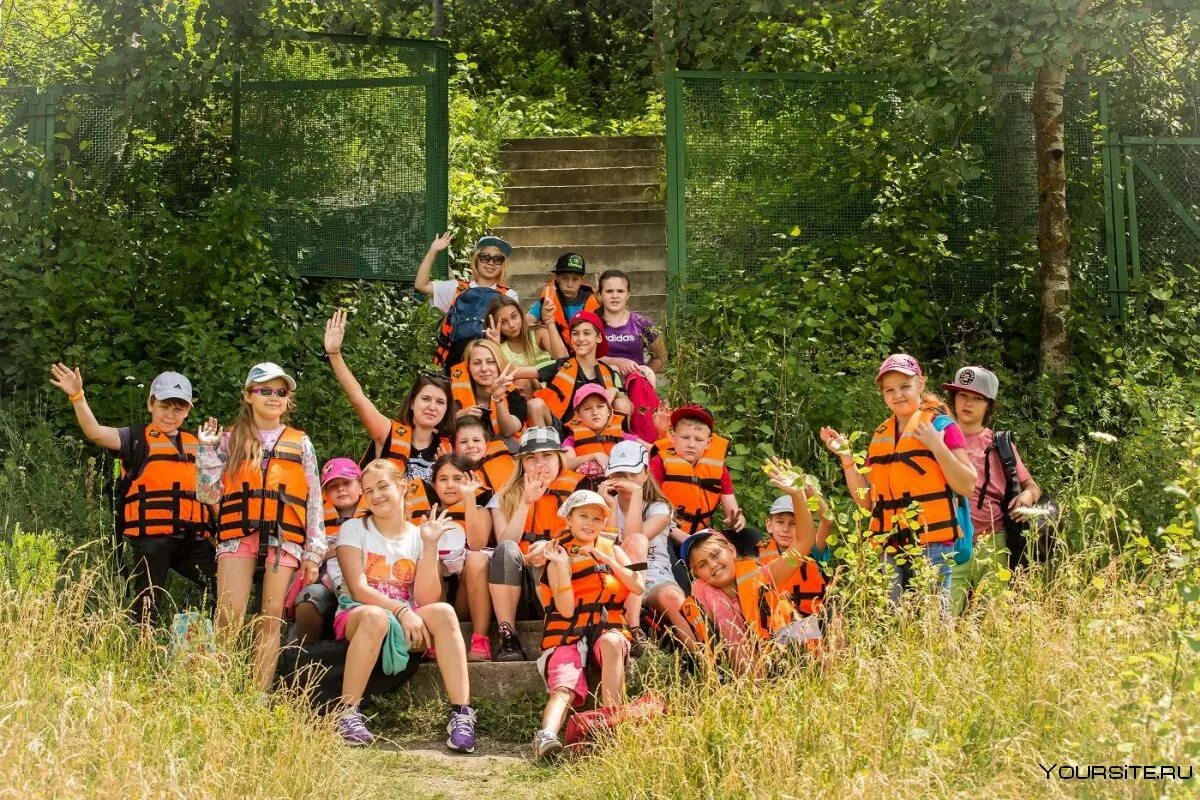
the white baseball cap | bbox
[605,440,649,476]
[769,495,794,516]
[558,489,611,518]
[244,362,297,391]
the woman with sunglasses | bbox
[195,362,327,695]
[325,310,454,482]
[414,232,519,313]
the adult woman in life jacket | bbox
[820,354,976,605]
[486,427,582,661]
[450,338,550,440]
[324,310,453,483]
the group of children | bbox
[49,234,1042,759]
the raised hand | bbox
[484,314,502,343]
[419,505,456,545]
[428,231,453,253]
[652,402,672,437]
[819,427,852,459]
[198,417,224,446]
[490,364,516,402]
[522,478,549,505]
[544,541,569,565]
[541,297,557,325]
[460,474,484,500]
[324,309,348,355]
[49,363,83,397]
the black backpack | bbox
[987,431,1059,570]
[434,285,501,369]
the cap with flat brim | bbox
[680,529,723,572]
[476,236,512,257]
[553,252,586,275]
[941,365,999,401]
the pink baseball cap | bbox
[573,382,614,409]
[875,353,924,383]
[321,458,362,487]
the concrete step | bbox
[405,660,544,703]
[507,243,666,275]
[506,184,660,207]
[501,147,663,171]
[503,135,663,152]
[506,166,659,189]
[458,620,543,658]
[497,222,665,248]
[506,200,663,213]
[500,208,665,228]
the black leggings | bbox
[127,534,216,625]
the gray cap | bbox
[769,495,794,516]
[244,362,297,391]
[518,426,564,456]
[942,366,999,401]
[149,372,193,404]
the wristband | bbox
[555,584,573,595]
[325,350,340,356]
[68,390,85,403]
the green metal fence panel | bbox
[665,71,1111,311]
[1119,138,1200,288]
[237,34,449,282]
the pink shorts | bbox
[217,533,301,570]
[538,633,630,707]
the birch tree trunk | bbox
[1032,62,1071,376]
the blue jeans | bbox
[884,540,956,611]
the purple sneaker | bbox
[446,706,477,753]
[336,709,376,746]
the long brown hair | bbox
[400,373,454,437]
[486,295,539,358]
[498,451,564,521]
[224,390,295,479]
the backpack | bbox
[989,431,1059,569]
[622,371,660,444]
[434,285,501,368]
[931,415,974,565]
[563,692,666,753]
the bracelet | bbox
[393,603,412,619]
[555,584,573,595]
[68,390,85,403]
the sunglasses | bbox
[249,387,290,398]
[476,253,507,265]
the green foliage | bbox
[0,523,60,595]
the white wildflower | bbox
[1088,431,1118,444]
[1163,484,1190,499]
[1013,506,1052,519]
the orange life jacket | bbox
[368,419,449,476]
[218,427,309,545]
[407,482,467,526]
[434,279,512,367]
[680,558,800,647]
[567,413,626,459]
[756,539,825,617]
[535,358,619,422]
[475,439,517,493]
[538,529,630,649]
[120,425,210,537]
[865,402,961,547]
[657,434,729,534]
[517,471,582,553]
[322,499,367,543]
[541,280,600,350]
[450,361,501,438]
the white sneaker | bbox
[531,729,563,762]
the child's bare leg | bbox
[540,687,574,734]
[340,605,389,706]
[622,533,648,628]
[526,397,552,427]
[649,583,699,650]
[419,602,470,705]
[214,557,255,644]
[253,563,296,691]
[464,550,492,638]
[596,630,628,706]
[293,601,324,644]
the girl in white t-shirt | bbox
[332,459,476,751]
[598,441,674,653]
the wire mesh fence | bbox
[665,72,1111,310]
[1123,138,1200,283]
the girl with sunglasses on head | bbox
[325,310,453,482]
[195,362,327,694]
[414,232,519,312]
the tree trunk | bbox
[431,0,444,37]
[1032,62,1071,377]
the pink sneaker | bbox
[468,633,493,662]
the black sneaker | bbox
[494,622,527,662]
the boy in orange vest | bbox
[650,404,745,538]
[49,363,215,625]
[562,384,638,487]
[755,459,833,626]
[526,252,601,354]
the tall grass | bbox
[0,524,403,799]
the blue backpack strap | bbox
[931,415,974,562]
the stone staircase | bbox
[495,135,668,322]
[404,620,546,703]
